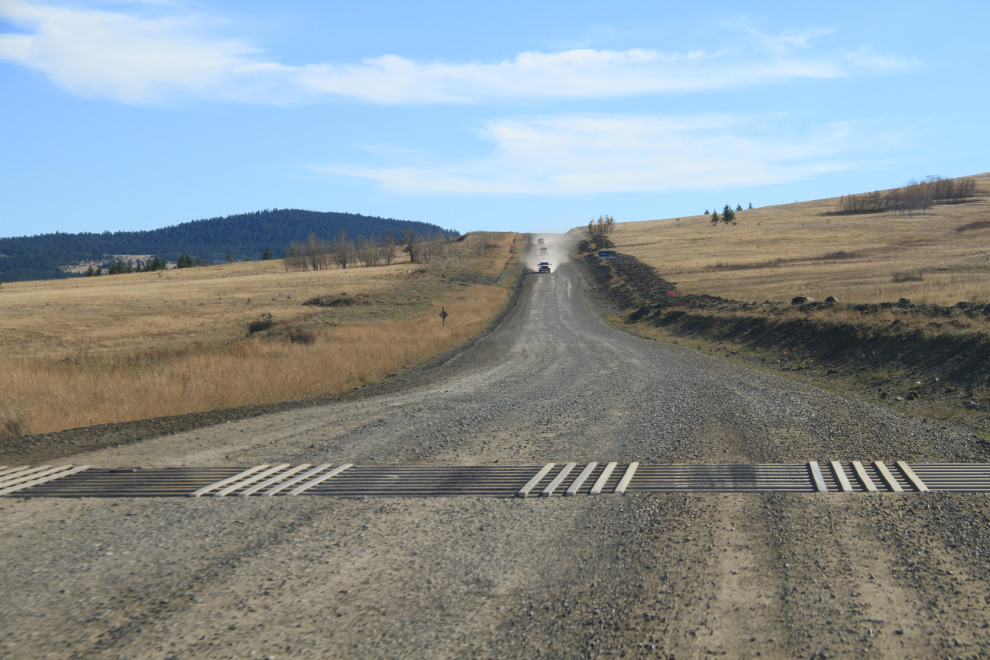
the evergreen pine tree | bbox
[722,204,736,224]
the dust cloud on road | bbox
[524,233,571,273]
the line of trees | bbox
[284,232,393,271]
[77,225,457,278]
[85,255,168,276]
[282,229,450,272]
[831,176,982,216]
[81,249,260,277]
[588,215,615,236]
[927,176,979,203]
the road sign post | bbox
[439,307,449,327]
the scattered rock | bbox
[879,391,890,399]
[824,296,840,303]
[906,390,919,401]
[894,396,904,402]
[791,296,814,305]
[964,400,980,410]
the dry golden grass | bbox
[0,234,519,437]
[0,257,420,361]
[606,173,990,305]
[0,287,506,437]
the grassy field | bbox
[0,233,520,438]
[606,173,990,305]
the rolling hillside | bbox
[605,172,990,305]
[0,209,458,282]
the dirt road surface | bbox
[4,235,990,659]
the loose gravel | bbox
[3,236,990,659]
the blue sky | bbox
[1,0,988,238]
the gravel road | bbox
[4,235,990,659]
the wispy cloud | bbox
[0,0,914,105]
[311,113,855,195]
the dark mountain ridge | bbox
[0,208,458,282]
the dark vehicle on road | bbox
[538,261,552,273]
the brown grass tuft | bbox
[248,318,274,334]
[955,219,990,233]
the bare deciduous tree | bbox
[378,231,396,266]
[332,231,353,269]
[284,242,308,272]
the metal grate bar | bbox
[0,466,92,496]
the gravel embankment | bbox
[3,235,990,659]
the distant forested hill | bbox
[0,209,458,282]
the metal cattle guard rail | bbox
[3,461,990,498]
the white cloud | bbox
[0,0,273,103]
[0,0,914,104]
[312,113,854,195]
